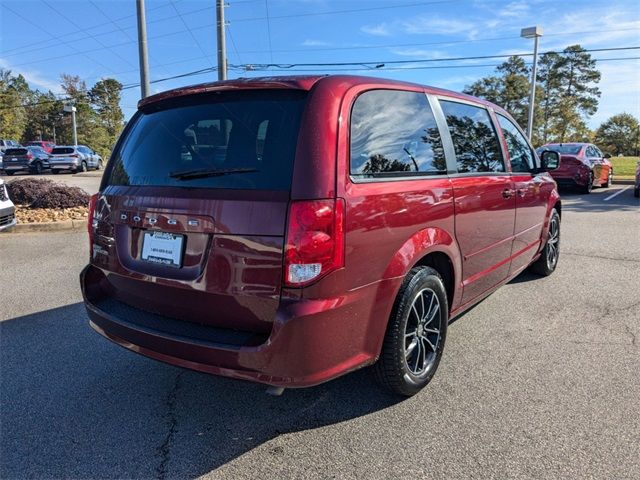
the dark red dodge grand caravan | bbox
[81,75,561,396]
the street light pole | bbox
[521,26,543,141]
[216,0,227,80]
[136,0,151,98]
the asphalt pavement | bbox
[1,186,638,479]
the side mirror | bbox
[604,153,612,159]
[540,150,560,171]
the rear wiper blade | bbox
[169,167,258,180]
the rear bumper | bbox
[550,167,590,187]
[80,264,394,388]
[50,162,78,170]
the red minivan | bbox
[81,76,561,396]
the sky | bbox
[1,0,639,129]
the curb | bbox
[612,179,635,186]
[2,219,86,234]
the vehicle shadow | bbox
[0,303,400,479]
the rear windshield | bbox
[52,147,75,154]
[4,148,28,155]
[538,144,582,155]
[106,90,307,190]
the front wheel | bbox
[603,170,612,188]
[76,161,87,173]
[96,159,103,170]
[530,208,560,276]
[374,266,448,396]
[30,162,43,175]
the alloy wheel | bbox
[404,288,441,376]
[546,216,560,269]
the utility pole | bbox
[216,0,227,80]
[521,26,543,141]
[136,0,151,98]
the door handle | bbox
[502,188,514,199]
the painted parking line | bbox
[603,186,631,201]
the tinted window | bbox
[106,90,306,190]
[497,115,535,172]
[4,148,28,155]
[52,147,75,154]
[350,90,446,178]
[537,144,582,155]
[440,100,504,173]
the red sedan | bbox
[537,143,613,193]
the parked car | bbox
[536,143,613,193]
[1,146,51,175]
[80,75,561,396]
[0,178,17,231]
[49,145,103,173]
[26,140,55,153]
[0,139,21,153]
[635,161,640,198]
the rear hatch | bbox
[49,147,78,164]
[2,148,31,169]
[92,89,307,334]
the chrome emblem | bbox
[133,215,141,222]
[148,217,157,225]
[187,219,199,226]
[167,219,178,225]
[120,213,127,220]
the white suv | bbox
[0,178,16,231]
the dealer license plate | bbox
[141,231,184,268]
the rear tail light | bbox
[26,153,33,160]
[284,198,345,287]
[87,194,98,256]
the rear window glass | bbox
[350,89,446,178]
[4,148,28,155]
[106,90,307,190]
[537,144,582,155]
[52,147,75,154]
[440,100,504,174]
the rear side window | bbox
[106,90,307,190]
[440,100,504,174]
[4,148,28,155]
[52,147,75,154]
[497,114,535,172]
[350,89,446,178]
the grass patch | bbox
[611,157,639,177]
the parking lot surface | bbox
[1,187,638,479]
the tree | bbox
[0,69,29,140]
[536,45,601,143]
[89,78,124,158]
[464,56,531,129]
[594,113,640,156]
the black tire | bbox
[96,159,103,170]
[52,169,59,174]
[634,187,639,198]
[374,266,448,397]
[581,172,594,194]
[530,208,560,276]
[30,162,43,175]
[76,161,87,173]
[602,170,612,188]
[5,171,14,176]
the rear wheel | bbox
[76,161,87,173]
[530,208,560,276]
[31,162,43,175]
[96,159,103,170]
[374,266,448,396]
[582,172,594,194]
[52,169,59,174]
[5,171,14,176]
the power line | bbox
[264,0,274,63]
[169,1,215,68]
[2,1,175,57]
[43,0,138,70]
[231,0,458,23]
